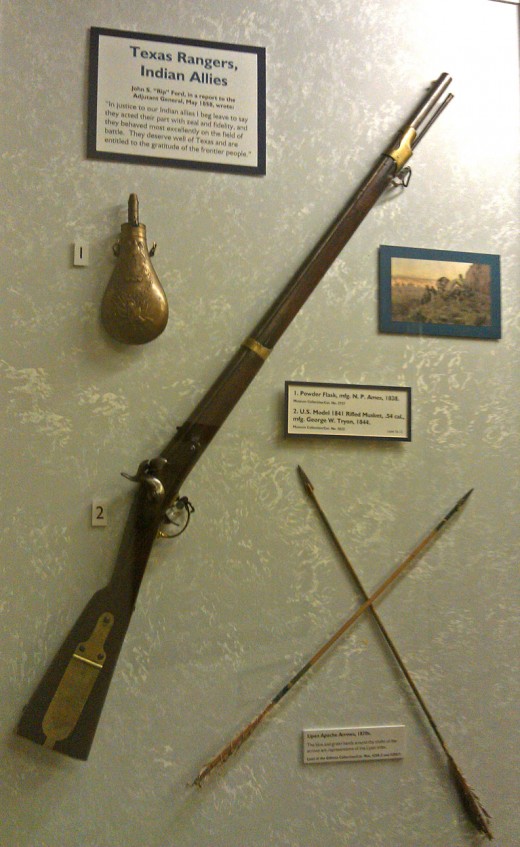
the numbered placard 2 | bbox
[91,499,108,527]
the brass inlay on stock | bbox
[42,613,114,749]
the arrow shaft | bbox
[300,471,449,751]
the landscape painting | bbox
[378,245,501,339]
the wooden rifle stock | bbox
[17,74,453,759]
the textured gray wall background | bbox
[1,1,518,845]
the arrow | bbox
[192,478,476,796]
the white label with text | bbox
[285,381,411,440]
[93,30,263,171]
[303,725,406,764]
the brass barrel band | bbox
[387,126,417,170]
[242,337,271,361]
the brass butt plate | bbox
[42,613,114,749]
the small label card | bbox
[285,381,411,441]
[303,725,406,764]
[88,27,266,175]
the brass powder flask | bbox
[101,194,169,344]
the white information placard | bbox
[88,27,266,175]
[285,381,411,440]
[303,725,406,764]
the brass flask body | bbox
[101,195,168,344]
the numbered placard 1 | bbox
[91,499,108,527]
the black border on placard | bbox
[284,381,412,442]
[87,27,266,175]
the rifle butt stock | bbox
[17,583,134,759]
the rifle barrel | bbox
[410,72,452,133]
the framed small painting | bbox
[379,245,501,339]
